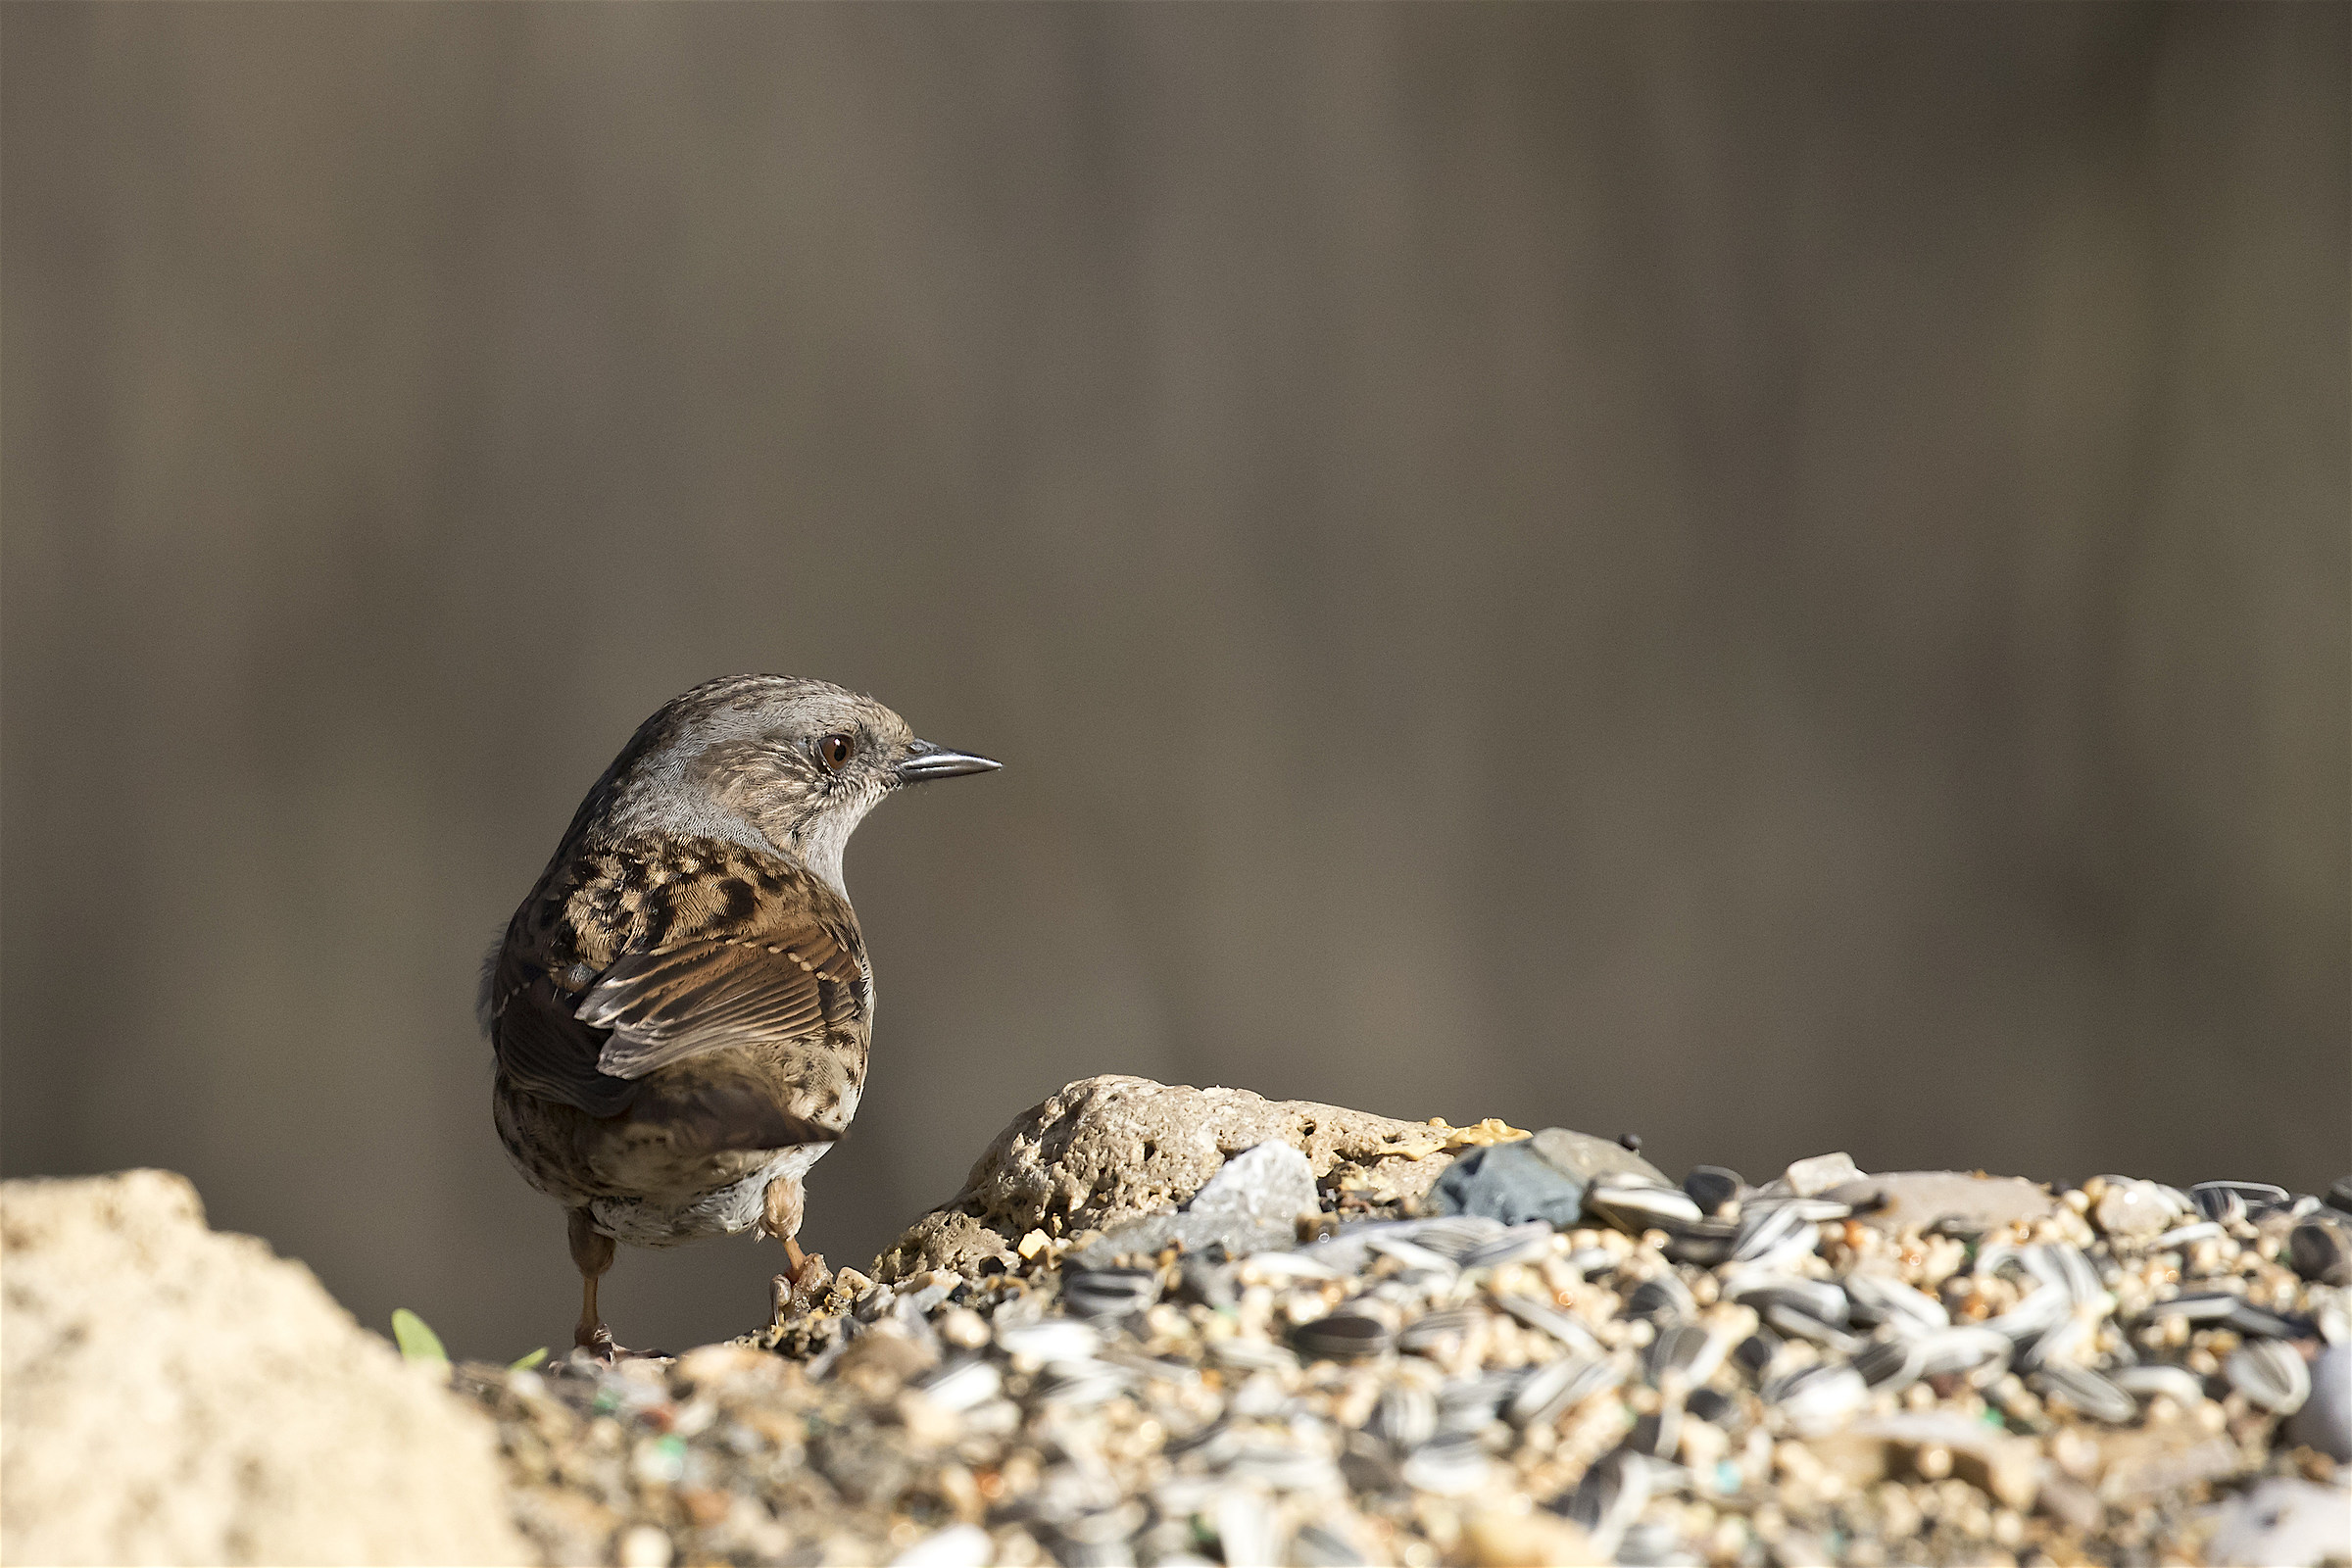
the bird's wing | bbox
[487,844,867,1139]
[489,958,639,1116]
[578,918,863,1080]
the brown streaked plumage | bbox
[483,674,998,1353]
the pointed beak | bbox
[895,738,1003,785]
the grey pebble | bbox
[2286,1343,2351,1461]
[2288,1213,2352,1287]
[1682,1165,1744,1216]
[1531,1126,1671,1192]
[1432,1140,1587,1228]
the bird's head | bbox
[588,674,999,894]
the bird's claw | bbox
[575,1320,625,1357]
[771,1251,834,1321]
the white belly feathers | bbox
[588,1142,833,1247]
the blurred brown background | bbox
[5,4,2345,1359]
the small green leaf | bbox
[391,1307,449,1365]
[510,1347,549,1372]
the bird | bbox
[481,674,999,1354]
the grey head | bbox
[569,674,998,895]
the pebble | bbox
[1781,1151,1863,1198]
[1432,1140,1588,1228]
[1830,1170,2057,1235]
[1529,1126,1669,1190]
[616,1524,672,1568]
[1682,1164,1744,1216]
[2204,1477,2352,1568]
[2094,1177,2176,1240]
[1078,1140,1317,1263]
[2288,1211,2352,1286]
[456,1138,2348,1568]
[2287,1342,2351,1461]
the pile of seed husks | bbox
[461,1132,2352,1568]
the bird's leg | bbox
[568,1207,620,1357]
[761,1174,831,1318]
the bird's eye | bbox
[816,733,856,772]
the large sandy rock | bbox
[875,1074,1519,1280]
[1,1169,528,1567]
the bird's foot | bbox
[572,1321,622,1363]
[567,1324,670,1365]
[771,1251,834,1322]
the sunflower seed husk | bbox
[1843,1271,1950,1335]
[1290,1313,1392,1362]
[1458,1223,1555,1272]
[2226,1340,2311,1414]
[2032,1364,2136,1425]
[1627,1273,1696,1323]
[1683,1165,1745,1216]
[1853,1335,1928,1393]
[1493,1292,1603,1357]
[1587,1179,1705,1236]
[1061,1266,1161,1319]
[1530,1352,1628,1430]
[2111,1363,2207,1404]
[1765,1362,1869,1435]
[1398,1435,1492,1496]
[1915,1326,2013,1380]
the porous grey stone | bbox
[872,1209,1020,1284]
[0,1169,528,1567]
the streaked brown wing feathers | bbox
[490,837,866,1107]
[579,928,862,1081]
[490,969,641,1118]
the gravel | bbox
[458,1113,2351,1568]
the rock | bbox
[1682,1165,1744,1215]
[1465,1506,1600,1566]
[1193,1139,1320,1220]
[2204,1478,2352,1568]
[2032,1468,2103,1534]
[2092,1177,2175,1240]
[1434,1140,1587,1227]
[1827,1171,2059,1236]
[892,1524,995,1568]
[1782,1152,1865,1198]
[0,1169,527,1567]
[2091,1418,2241,1503]
[1078,1141,1322,1263]
[2287,1342,2351,1460]
[2287,1212,2352,1286]
[1529,1128,1669,1192]
[876,1075,1516,1280]
[873,1209,1020,1283]
[1832,1413,2040,1509]
[618,1524,676,1568]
